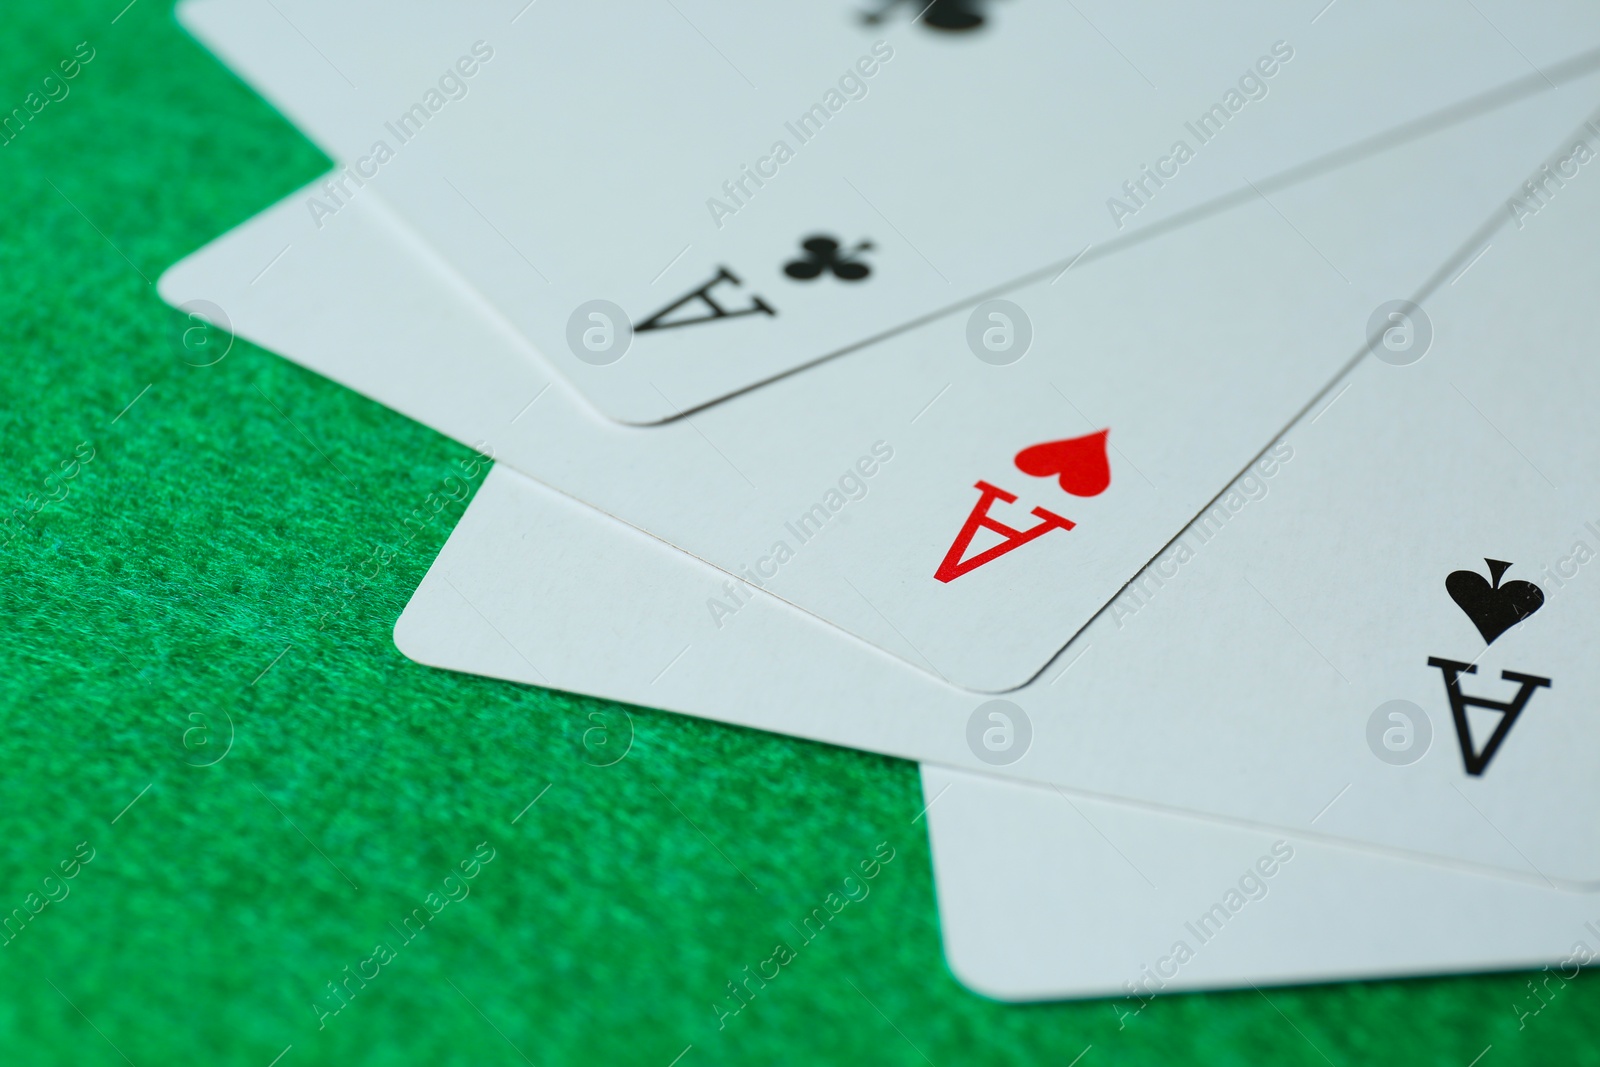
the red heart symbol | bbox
[1013,429,1111,497]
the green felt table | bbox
[1,3,1596,1063]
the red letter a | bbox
[934,481,1075,584]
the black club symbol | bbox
[783,235,873,282]
[861,0,991,32]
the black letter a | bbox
[634,266,775,333]
[1427,657,1551,776]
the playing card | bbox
[158,77,1600,693]
[386,466,1600,1003]
[389,108,1600,882]
[920,765,1600,1002]
[384,463,1600,1000]
[177,0,1600,423]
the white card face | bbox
[393,472,1600,1002]
[380,473,1600,1002]
[177,0,1600,423]
[920,766,1600,1002]
[379,477,1600,1002]
[158,81,1600,693]
[163,84,1600,876]
[388,101,1600,883]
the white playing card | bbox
[165,89,1600,878]
[177,0,1600,423]
[920,765,1600,1001]
[378,462,1600,999]
[157,76,1600,694]
[394,467,1600,1000]
[391,106,1600,882]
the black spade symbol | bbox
[1445,559,1544,646]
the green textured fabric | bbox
[1,4,1596,1063]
